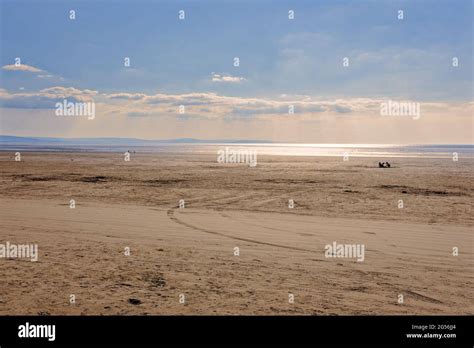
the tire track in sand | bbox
[167,208,316,253]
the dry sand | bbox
[0,151,472,315]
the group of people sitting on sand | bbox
[378,161,391,168]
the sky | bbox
[0,0,472,143]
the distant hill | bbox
[0,135,271,145]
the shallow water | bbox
[1,143,473,159]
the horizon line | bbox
[1,135,473,147]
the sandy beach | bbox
[0,151,472,315]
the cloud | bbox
[37,74,54,79]
[107,92,147,100]
[0,87,98,109]
[127,111,158,117]
[211,73,246,83]
[108,91,465,119]
[2,64,43,73]
[40,86,98,98]
[106,91,402,120]
[1,87,471,124]
[272,31,473,100]
[331,105,352,113]
[2,64,65,82]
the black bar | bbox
[0,316,472,346]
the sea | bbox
[1,143,473,159]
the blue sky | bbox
[0,0,472,142]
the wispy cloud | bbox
[37,74,54,79]
[2,64,65,83]
[211,73,246,83]
[2,64,43,73]
[0,87,97,109]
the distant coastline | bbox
[1,135,473,147]
[0,135,272,145]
